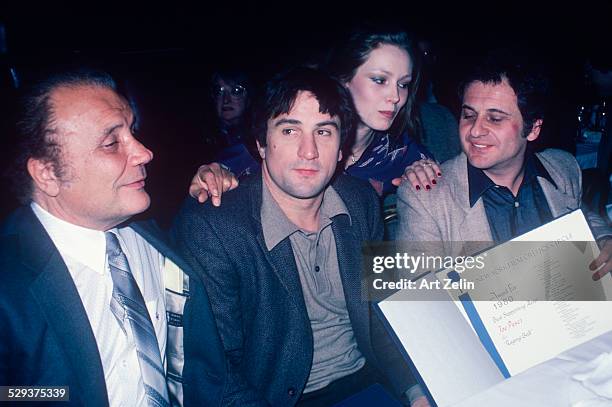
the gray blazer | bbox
[396,149,611,256]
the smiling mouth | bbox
[471,143,492,150]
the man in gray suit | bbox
[397,59,612,279]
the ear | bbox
[337,149,343,162]
[27,158,61,197]
[526,119,543,142]
[256,140,266,160]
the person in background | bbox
[206,68,260,178]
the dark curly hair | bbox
[459,55,549,138]
[252,67,357,149]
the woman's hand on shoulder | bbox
[392,158,442,191]
[189,162,239,206]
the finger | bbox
[222,174,232,192]
[203,162,224,194]
[211,194,221,207]
[592,262,611,281]
[196,165,211,183]
[189,180,208,199]
[212,166,224,197]
[590,252,610,271]
[197,190,210,204]
[200,168,219,197]
[421,164,438,186]
[230,176,239,189]
[412,167,432,190]
[431,162,442,177]
[404,170,422,190]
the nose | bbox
[129,137,154,166]
[222,90,231,104]
[386,85,400,104]
[468,116,489,139]
[298,134,319,160]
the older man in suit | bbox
[0,69,225,406]
[173,68,425,406]
[397,59,611,276]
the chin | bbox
[369,120,393,132]
[467,155,499,170]
[287,184,327,200]
[125,193,152,216]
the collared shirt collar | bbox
[30,202,108,275]
[467,152,557,207]
[260,176,350,251]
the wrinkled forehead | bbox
[50,84,132,126]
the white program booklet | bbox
[376,275,505,407]
[376,210,612,406]
[436,210,612,377]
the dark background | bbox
[1,2,610,226]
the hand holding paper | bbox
[591,238,612,281]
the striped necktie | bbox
[106,232,170,407]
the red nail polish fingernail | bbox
[425,185,431,190]
[437,172,442,177]
[432,179,437,184]
[415,185,421,190]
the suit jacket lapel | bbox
[249,176,310,325]
[450,156,494,246]
[458,200,494,242]
[538,177,579,218]
[333,216,370,351]
[19,208,108,407]
[262,236,307,305]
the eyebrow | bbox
[273,118,340,129]
[102,123,124,136]
[316,120,339,129]
[370,69,412,81]
[274,118,301,127]
[461,105,512,116]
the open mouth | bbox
[471,143,492,150]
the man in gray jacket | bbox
[397,59,611,279]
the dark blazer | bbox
[172,173,415,406]
[0,206,226,407]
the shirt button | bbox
[288,387,296,397]
[315,266,320,272]
[514,201,520,208]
